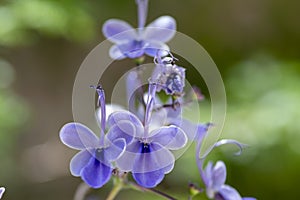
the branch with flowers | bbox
[59,1,256,200]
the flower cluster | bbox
[59,0,256,199]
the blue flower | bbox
[0,187,5,199]
[102,0,176,59]
[203,161,256,200]
[106,83,187,188]
[59,86,126,188]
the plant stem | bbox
[128,182,177,200]
[73,182,90,200]
[106,180,123,200]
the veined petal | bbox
[133,169,165,188]
[143,16,176,42]
[149,125,187,150]
[144,40,169,57]
[59,123,99,150]
[212,161,227,190]
[132,142,175,173]
[106,120,138,144]
[81,156,113,188]
[109,45,126,60]
[102,19,137,43]
[70,150,92,176]
[218,185,243,200]
[104,138,126,161]
[108,111,144,136]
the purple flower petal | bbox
[70,150,93,176]
[242,198,257,200]
[133,168,165,188]
[143,16,176,42]
[212,161,227,190]
[132,142,175,173]
[0,187,5,199]
[104,138,126,161]
[149,125,187,150]
[108,111,144,135]
[204,161,213,187]
[144,40,169,57]
[59,123,99,150]
[109,45,126,60]
[115,140,141,171]
[117,40,146,58]
[81,156,113,188]
[102,19,137,43]
[106,120,139,144]
[218,185,243,200]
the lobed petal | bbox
[149,125,187,150]
[109,45,126,60]
[218,185,243,200]
[108,111,144,137]
[144,40,170,57]
[106,120,138,144]
[115,140,140,172]
[132,169,165,188]
[102,19,137,43]
[70,150,93,176]
[104,138,126,161]
[59,123,99,150]
[143,16,176,42]
[81,156,113,188]
[212,161,227,190]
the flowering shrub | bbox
[59,0,256,199]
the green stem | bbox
[106,179,124,200]
[128,182,177,200]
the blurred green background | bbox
[0,0,299,199]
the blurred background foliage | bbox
[0,0,299,199]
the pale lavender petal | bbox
[106,120,139,144]
[204,161,213,187]
[70,150,92,176]
[132,142,175,173]
[242,198,257,200]
[149,125,187,150]
[143,16,176,42]
[107,111,144,136]
[170,118,198,140]
[218,185,243,200]
[117,40,146,58]
[59,123,99,150]
[144,40,170,57]
[0,187,5,199]
[104,138,126,161]
[81,156,112,188]
[212,161,227,190]
[102,19,137,43]
[115,140,140,171]
[133,168,165,188]
[109,45,126,60]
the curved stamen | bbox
[91,84,106,146]
[144,81,157,137]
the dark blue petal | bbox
[132,169,165,188]
[81,157,113,188]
